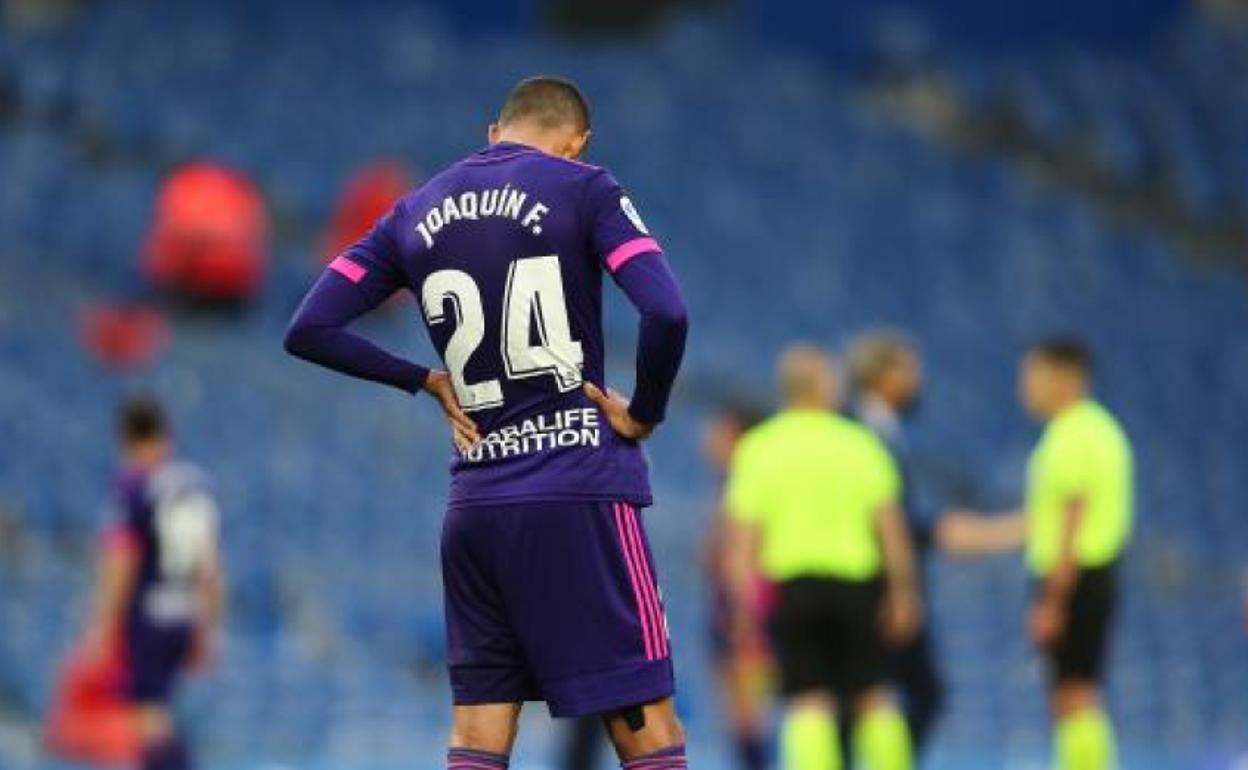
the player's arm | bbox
[284,209,478,448]
[725,517,762,637]
[875,502,922,644]
[284,269,430,393]
[82,526,140,659]
[936,509,1028,556]
[723,437,767,647]
[190,524,226,671]
[581,173,689,440]
[585,252,689,440]
[1029,496,1085,647]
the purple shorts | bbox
[442,500,675,718]
[123,622,192,703]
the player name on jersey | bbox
[462,407,600,463]
[415,185,551,248]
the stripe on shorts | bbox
[615,502,657,660]
[624,504,668,658]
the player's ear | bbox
[487,123,502,144]
[566,130,591,160]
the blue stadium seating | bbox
[1,2,1246,769]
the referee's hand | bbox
[881,588,922,645]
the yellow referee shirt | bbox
[1026,399,1133,576]
[726,409,900,582]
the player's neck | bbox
[492,127,572,159]
[124,441,171,472]
[1046,391,1087,419]
[862,391,899,419]
[785,398,830,412]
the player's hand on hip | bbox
[423,371,480,452]
[583,382,653,441]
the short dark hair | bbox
[847,328,918,390]
[118,395,168,443]
[1029,336,1092,373]
[498,76,590,133]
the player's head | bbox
[489,76,591,160]
[118,395,171,466]
[848,328,922,413]
[701,401,766,471]
[1020,337,1092,419]
[778,343,840,411]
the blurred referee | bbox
[726,344,920,770]
[846,330,945,753]
[942,338,1133,770]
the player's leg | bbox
[843,579,911,770]
[603,696,687,765]
[133,705,190,770]
[718,647,770,770]
[889,626,945,752]
[1052,682,1114,770]
[449,703,522,768]
[1048,566,1117,770]
[781,690,840,770]
[851,688,911,770]
[126,628,194,770]
[495,501,685,766]
[442,506,542,769]
[774,579,845,770]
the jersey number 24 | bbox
[421,255,584,411]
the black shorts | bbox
[1039,563,1118,684]
[771,576,886,698]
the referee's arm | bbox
[875,502,921,644]
[1029,496,1086,648]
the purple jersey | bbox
[108,461,219,632]
[330,143,674,507]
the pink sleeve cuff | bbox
[329,255,368,283]
[604,237,662,273]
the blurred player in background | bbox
[940,338,1133,770]
[701,403,771,770]
[726,344,919,770]
[79,397,225,770]
[285,76,690,769]
[846,330,945,754]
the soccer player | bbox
[939,338,1132,770]
[701,403,771,770]
[725,344,919,770]
[846,330,945,753]
[284,76,690,769]
[80,397,225,770]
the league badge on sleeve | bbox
[620,196,650,235]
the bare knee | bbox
[134,705,173,746]
[789,689,837,717]
[852,686,894,719]
[605,697,685,761]
[451,703,522,755]
[1051,680,1100,719]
